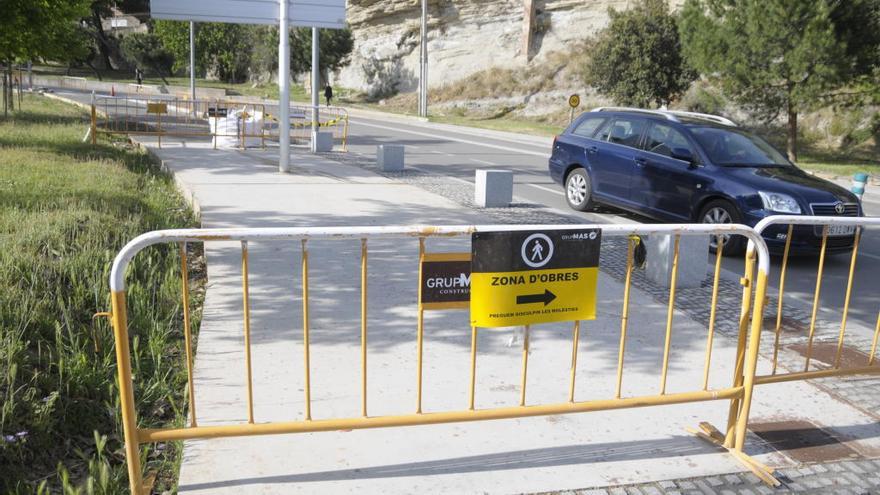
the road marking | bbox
[354,120,549,158]
[469,158,495,165]
[860,251,880,261]
[526,183,564,196]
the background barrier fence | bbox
[90,96,349,151]
[105,223,774,494]
[747,216,880,386]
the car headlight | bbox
[758,191,801,214]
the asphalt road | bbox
[48,86,880,333]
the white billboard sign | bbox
[150,0,346,29]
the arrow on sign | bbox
[516,289,557,306]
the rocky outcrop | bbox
[337,0,683,92]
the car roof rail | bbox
[591,107,737,127]
[591,106,678,122]
[663,110,737,127]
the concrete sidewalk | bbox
[135,137,880,494]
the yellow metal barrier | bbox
[265,104,350,151]
[91,97,349,151]
[105,224,772,494]
[747,215,880,386]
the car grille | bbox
[808,203,859,240]
[809,203,860,216]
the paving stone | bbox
[736,489,756,495]
[705,477,724,487]
[723,474,743,485]
[658,480,678,490]
[741,473,761,485]
[625,487,643,495]
[578,490,608,495]
[678,481,697,490]
[804,478,822,490]
[641,487,661,495]
[796,466,815,477]
[607,488,627,495]
[811,464,828,474]
[693,480,718,495]
[780,468,802,479]
[755,486,774,495]
[844,461,867,474]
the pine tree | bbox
[679,0,856,161]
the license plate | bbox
[817,225,855,237]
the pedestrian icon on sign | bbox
[521,233,554,268]
[531,241,544,261]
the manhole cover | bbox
[750,419,860,463]
[787,342,871,369]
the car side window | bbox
[571,117,606,138]
[645,123,694,159]
[597,118,646,149]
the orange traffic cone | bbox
[111,86,115,96]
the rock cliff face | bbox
[337,0,683,92]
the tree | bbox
[154,21,253,83]
[679,0,859,161]
[242,26,355,83]
[585,0,696,108]
[120,32,174,84]
[0,0,90,113]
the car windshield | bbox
[689,127,791,167]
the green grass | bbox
[1,94,202,493]
[794,153,880,178]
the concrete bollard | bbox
[376,144,405,171]
[474,169,513,207]
[311,131,333,152]
[852,172,869,200]
[645,234,709,289]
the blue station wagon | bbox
[548,107,862,255]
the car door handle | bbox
[634,157,648,167]
[586,146,598,154]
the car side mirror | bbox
[671,147,695,164]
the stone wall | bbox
[337,0,683,92]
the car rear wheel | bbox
[565,168,595,211]
[699,199,746,256]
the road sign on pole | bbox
[470,229,601,327]
[150,0,345,28]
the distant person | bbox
[324,84,333,107]
[135,68,143,86]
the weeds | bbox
[1,94,203,493]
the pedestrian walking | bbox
[135,68,143,86]
[324,84,333,107]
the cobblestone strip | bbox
[543,458,880,494]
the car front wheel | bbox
[565,168,595,212]
[699,199,746,256]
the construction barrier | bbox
[104,223,775,494]
[90,96,349,151]
[748,215,880,386]
[266,104,350,151]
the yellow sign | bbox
[568,94,580,108]
[146,102,168,114]
[470,229,601,327]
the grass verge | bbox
[1,94,203,493]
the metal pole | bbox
[310,27,319,152]
[419,0,428,117]
[189,22,196,109]
[278,0,290,172]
